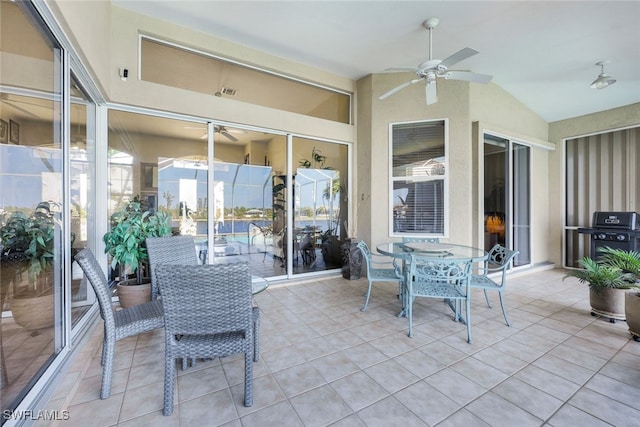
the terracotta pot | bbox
[12,293,55,330]
[589,287,626,321]
[117,281,151,308]
[625,291,640,341]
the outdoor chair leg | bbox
[498,292,511,326]
[361,280,373,311]
[100,340,115,399]
[483,289,492,307]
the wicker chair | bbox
[74,248,164,399]
[154,262,254,415]
[356,240,404,311]
[146,235,261,362]
[146,235,200,301]
[470,244,519,326]
[406,254,473,342]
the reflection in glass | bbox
[0,1,64,411]
[293,138,349,273]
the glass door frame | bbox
[482,131,532,269]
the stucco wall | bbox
[360,71,554,266]
[470,82,554,265]
[547,103,640,265]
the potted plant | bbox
[596,247,640,340]
[564,254,636,323]
[0,201,59,330]
[103,196,171,307]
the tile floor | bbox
[44,268,640,426]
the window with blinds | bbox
[390,120,446,235]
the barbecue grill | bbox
[578,211,640,259]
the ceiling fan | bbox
[213,125,240,142]
[379,18,493,105]
[186,124,245,142]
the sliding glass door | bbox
[483,134,531,267]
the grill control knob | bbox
[617,234,627,241]
[597,234,607,240]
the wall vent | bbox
[220,87,237,96]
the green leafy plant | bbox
[564,256,635,293]
[0,201,58,282]
[103,196,171,284]
[596,247,640,280]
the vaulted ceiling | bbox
[114,0,640,123]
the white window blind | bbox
[391,120,446,235]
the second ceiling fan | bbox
[379,18,492,105]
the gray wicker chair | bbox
[74,248,164,399]
[146,235,200,301]
[155,262,254,416]
[146,235,261,362]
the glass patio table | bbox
[376,242,488,317]
[376,241,488,262]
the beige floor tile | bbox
[546,404,612,427]
[289,384,352,427]
[394,380,460,425]
[40,269,640,426]
[363,359,419,394]
[239,400,303,427]
[465,392,543,426]
[329,371,389,412]
[356,396,427,426]
[568,387,640,426]
[424,369,488,406]
[274,364,326,398]
[492,377,563,420]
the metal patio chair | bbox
[356,240,404,312]
[470,244,519,326]
[406,254,473,342]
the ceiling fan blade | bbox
[385,67,420,73]
[222,131,238,142]
[438,47,479,69]
[444,70,492,84]
[379,78,423,100]
[426,80,438,105]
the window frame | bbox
[388,118,449,238]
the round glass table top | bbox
[376,242,487,262]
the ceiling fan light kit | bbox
[590,61,616,90]
[379,17,492,105]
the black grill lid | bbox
[592,211,640,230]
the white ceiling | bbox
[114,0,640,123]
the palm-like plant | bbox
[596,247,640,280]
[564,256,633,292]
